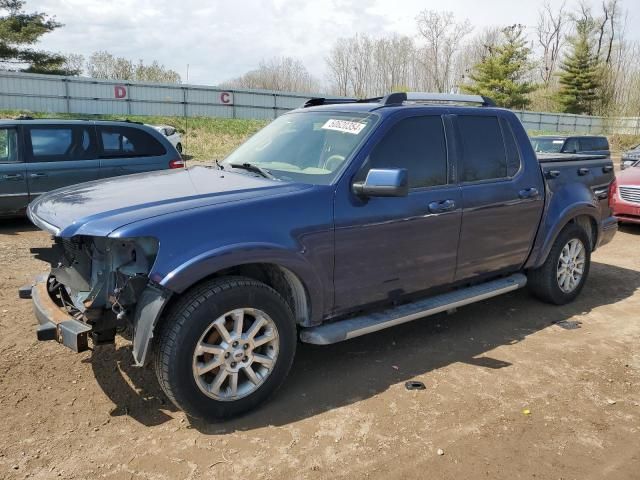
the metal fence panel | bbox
[2,71,640,134]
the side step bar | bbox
[300,273,527,345]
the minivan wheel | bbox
[154,276,297,421]
[527,223,591,305]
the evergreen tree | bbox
[555,19,601,115]
[462,25,535,109]
[0,0,76,75]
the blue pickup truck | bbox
[23,93,617,421]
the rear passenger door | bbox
[97,125,169,178]
[0,126,29,215]
[25,124,100,200]
[454,114,544,281]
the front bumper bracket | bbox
[27,276,93,353]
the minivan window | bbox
[458,116,507,182]
[28,126,96,162]
[367,115,447,188]
[0,128,18,163]
[98,126,166,158]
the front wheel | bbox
[154,276,297,421]
[527,223,591,305]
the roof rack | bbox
[381,92,496,107]
[303,97,383,108]
[303,92,496,109]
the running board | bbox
[300,273,527,345]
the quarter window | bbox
[0,128,19,163]
[98,126,166,158]
[458,116,508,182]
[500,118,521,177]
[367,116,447,188]
[28,126,96,162]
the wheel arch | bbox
[526,203,599,269]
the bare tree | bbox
[221,57,319,93]
[536,1,567,84]
[86,51,181,83]
[62,53,85,76]
[326,39,351,96]
[415,10,472,93]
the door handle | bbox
[602,165,613,173]
[544,170,561,178]
[578,167,590,176]
[29,173,47,178]
[428,199,456,213]
[518,187,540,199]
[1,173,23,181]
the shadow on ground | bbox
[0,217,37,236]
[87,261,640,431]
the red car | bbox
[610,162,640,224]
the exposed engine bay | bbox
[45,236,159,340]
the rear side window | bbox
[562,138,579,153]
[368,115,447,188]
[0,128,19,163]
[98,126,166,158]
[499,118,521,177]
[28,126,96,162]
[457,116,507,182]
[580,137,609,151]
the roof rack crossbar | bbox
[382,92,496,107]
[303,96,384,108]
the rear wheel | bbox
[154,276,296,420]
[527,223,591,305]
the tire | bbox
[176,143,183,154]
[154,276,297,421]
[527,223,591,305]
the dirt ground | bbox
[0,219,639,480]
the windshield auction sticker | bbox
[321,119,366,135]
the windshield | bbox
[531,138,565,153]
[222,111,378,185]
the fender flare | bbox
[526,202,599,269]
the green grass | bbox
[0,110,268,163]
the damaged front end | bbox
[25,235,170,365]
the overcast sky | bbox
[37,0,640,86]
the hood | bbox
[617,166,640,185]
[28,166,308,237]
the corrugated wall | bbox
[1,71,640,134]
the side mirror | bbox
[353,168,409,197]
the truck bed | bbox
[537,153,614,219]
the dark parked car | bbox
[23,93,617,421]
[0,119,184,217]
[620,144,640,170]
[531,135,610,156]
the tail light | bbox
[169,158,185,169]
[608,177,617,208]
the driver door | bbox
[332,113,462,314]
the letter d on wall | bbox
[114,85,127,99]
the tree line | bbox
[2,0,639,116]
[225,1,638,117]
